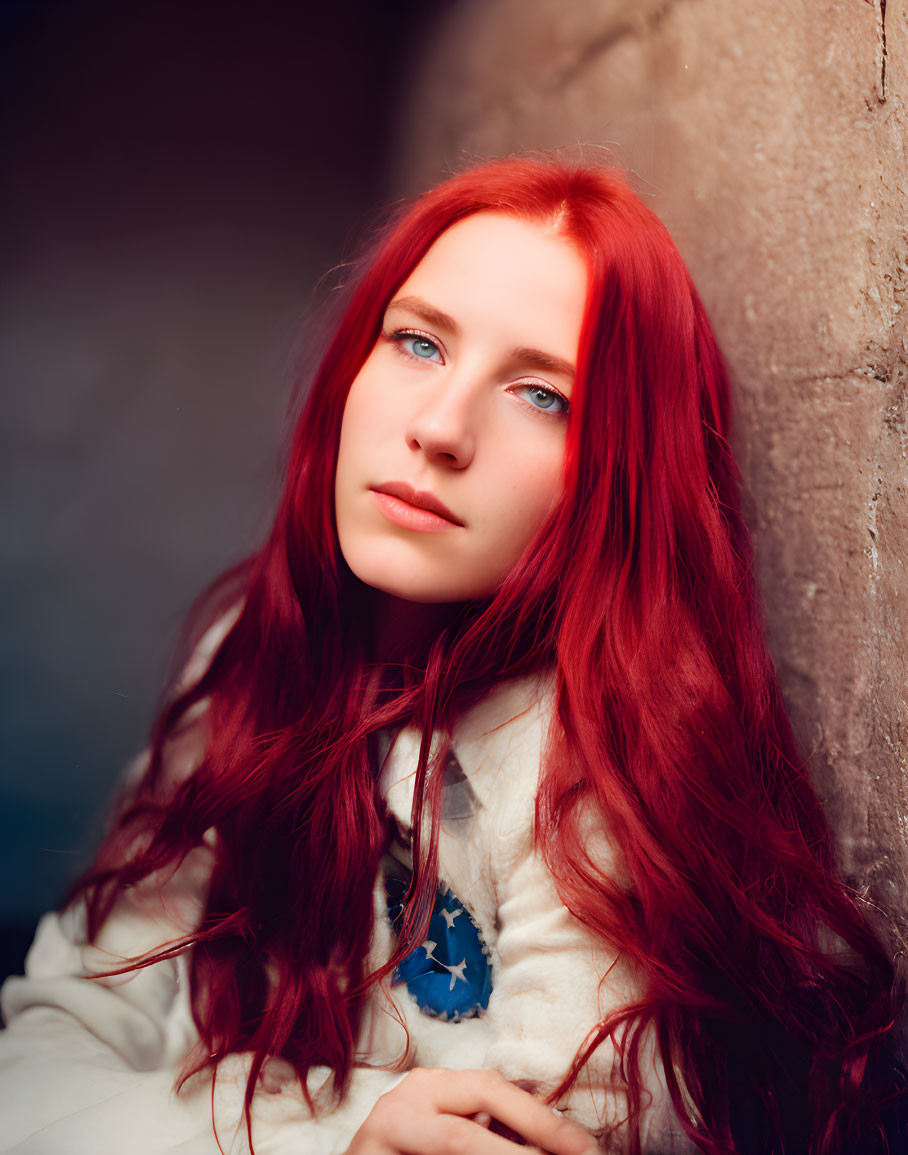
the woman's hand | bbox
[346,1068,599,1154]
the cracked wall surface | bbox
[392,0,908,941]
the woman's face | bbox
[334,211,588,604]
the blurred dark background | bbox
[0,0,444,980]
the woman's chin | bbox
[347,559,498,607]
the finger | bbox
[399,1113,547,1155]
[401,1069,596,1155]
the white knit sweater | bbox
[0,677,695,1154]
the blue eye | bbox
[515,384,569,415]
[399,333,443,362]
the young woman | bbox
[0,157,902,1155]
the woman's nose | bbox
[405,385,477,468]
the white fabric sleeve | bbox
[0,843,217,1153]
[0,845,406,1154]
[0,605,404,1154]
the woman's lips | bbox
[371,482,463,532]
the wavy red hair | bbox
[73,156,901,1153]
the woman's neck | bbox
[365,592,460,668]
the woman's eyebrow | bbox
[386,295,576,380]
[511,346,576,381]
[385,296,460,335]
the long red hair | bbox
[73,156,900,1153]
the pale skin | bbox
[337,216,598,1151]
[335,211,588,611]
[346,1069,600,1155]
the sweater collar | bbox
[379,673,555,826]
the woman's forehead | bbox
[390,213,588,363]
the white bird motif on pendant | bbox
[440,906,463,930]
[444,958,468,991]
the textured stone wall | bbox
[392,0,908,940]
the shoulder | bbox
[174,600,244,695]
[143,601,245,796]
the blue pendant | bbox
[386,876,493,1022]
